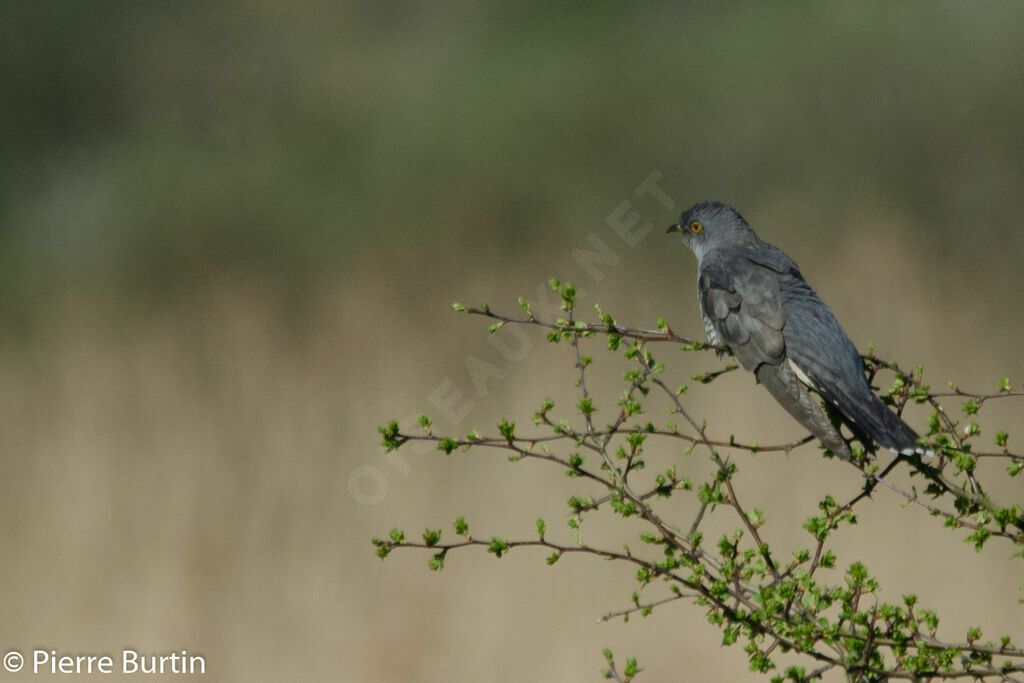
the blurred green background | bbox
[2,3,1023,681]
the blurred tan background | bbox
[2,3,1023,681]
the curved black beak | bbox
[666,223,683,234]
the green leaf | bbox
[626,431,646,451]
[559,283,576,309]
[623,657,640,677]
[422,529,442,546]
[371,537,391,559]
[847,561,869,582]
[577,397,595,416]
[428,554,445,571]
[568,495,596,512]
[919,608,939,632]
[782,666,807,682]
[437,437,458,454]
[697,482,725,504]
[965,528,990,551]
[378,420,403,451]
[451,302,466,312]
[536,518,546,538]
[487,537,510,558]
[453,517,469,536]
[953,451,977,473]
[498,419,516,441]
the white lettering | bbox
[427,379,474,423]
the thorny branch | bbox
[377,293,1024,681]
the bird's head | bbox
[667,201,755,259]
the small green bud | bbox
[371,537,391,559]
[623,658,639,677]
[378,420,403,451]
[498,419,515,441]
[487,537,510,558]
[577,397,595,416]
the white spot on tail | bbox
[891,446,935,458]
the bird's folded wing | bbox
[778,277,922,451]
[700,254,787,372]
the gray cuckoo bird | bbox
[667,201,925,460]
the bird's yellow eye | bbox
[689,221,703,233]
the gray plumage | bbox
[667,201,923,460]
